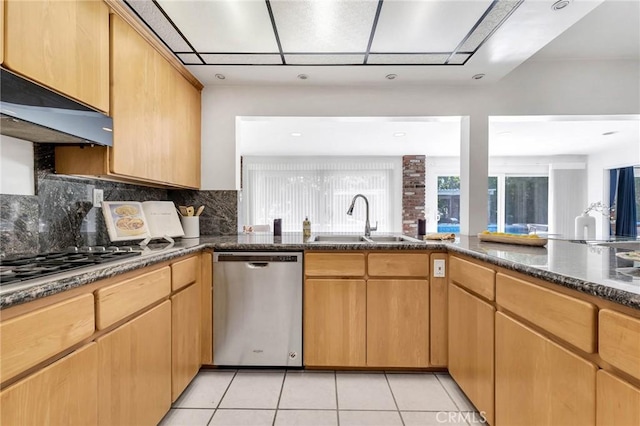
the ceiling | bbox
[122,0,629,85]
[238,115,640,157]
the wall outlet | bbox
[433,259,446,278]
[93,189,104,208]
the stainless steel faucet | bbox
[347,194,377,237]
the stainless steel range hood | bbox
[0,68,113,146]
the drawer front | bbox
[449,256,495,301]
[367,253,429,277]
[172,255,200,291]
[596,370,640,426]
[95,267,171,329]
[599,309,640,380]
[496,273,597,353]
[0,294,95,382]
[305,252,365,277]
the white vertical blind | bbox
[242,157,401,232]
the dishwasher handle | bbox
[247,262,269,269]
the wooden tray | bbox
[477,233,548,247]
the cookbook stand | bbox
[139,235,175,252]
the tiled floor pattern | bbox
[159,370,487,426]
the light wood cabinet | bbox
[450,256,495,300]
[55,13,201,189]
[596,370,640,426]
[97,301,172,426]
[304,278,366,367]
[0,343,98,426]
[368,252,429,277]
[201,252,213,365]
[2,0,110,112]
[172,282,201,401]
[599,309,640,381]
[495,312,597,426]
[0,293,94,383]
[367,279,429,367]
[305,252,365,276]
[448,283,495,424]
[430,252,448,366]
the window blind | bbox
[242,157,400,233]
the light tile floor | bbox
[159,370,487,426]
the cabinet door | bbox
[172,282,201,401]
[448,283,495,425]
[1,343,98,426]
[4,0,109,112]
[495,312,597,426]
[596,370,640,426]
[367,279,429,367]
[304,279,366,367]
[97,301,171,426]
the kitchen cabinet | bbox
[598,309,640,381]
[304,278,367,367]
[2,0,109,112]
[201,252,213,364]
[430,252,448,366]
[495,312,597,426]
[367,279,429,367]
[448,283,495,425]
[97,301,172,426]
[171,281,201,401]
[596,370,640,426]
[55,13,201,189]
[0,343,98,426]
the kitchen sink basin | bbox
[308,234,422,244]
[595,241,640,250]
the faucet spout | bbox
[347,194,377,237]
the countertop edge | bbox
[1,239,639,311]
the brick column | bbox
[402,155,426,235]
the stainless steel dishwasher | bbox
[213,252,302,367]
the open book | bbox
[102,201,184,242]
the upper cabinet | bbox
[55,10,202,189]
[2,0,109,113]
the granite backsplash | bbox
[0,145,238,257]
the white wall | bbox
[201,58,639,233]
[0,135,35,195]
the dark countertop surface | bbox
[1,233,638,310]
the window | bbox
[242,157,401,233]
[437,176,460,233]
[488,175,548,234]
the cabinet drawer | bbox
[449,256,495,301]
[496,273,597,353]
[596,370,640,426]
[599,309,640,380]
[172,255,200,291]
[367,253,429,277]
[0,294,95,382]
[95,267,171,329]
[305,252,365,277]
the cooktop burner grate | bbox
[0,247,143,286]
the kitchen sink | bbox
[307,234,422,244]
[595,241,640,251]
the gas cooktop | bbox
[0,246,143,286]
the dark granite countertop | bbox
[1,233,639,310]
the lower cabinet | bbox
[448,283,495,425]
[97,301,172,426]
[304,279,366,367]
[0,343,98,425]
[495,312,597,426]
[172,281,202,401]
[596,370,640,425]
[367,279,429,367]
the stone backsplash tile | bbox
[168,190,238,235]
[0,195,39,256]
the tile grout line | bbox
[272,369,288,426]
[434,374,478,426]
[206,369,239,426]
[384,372,406,426]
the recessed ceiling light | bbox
[215,74,225,80]
[297,74,309,80]
[602,131,618,136]
[385,74,397,80]
[393,132,406,137]
[472,74,485,80]
[551,0,572,11]
[102,127,113,132]
[291,132,302,137]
